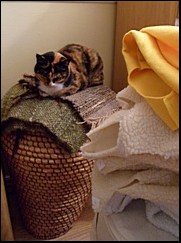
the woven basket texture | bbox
[1,129,93,240]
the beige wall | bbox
[1,1,116,97]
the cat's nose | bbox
[49,81,55,87]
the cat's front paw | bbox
[51,89,68,98]
[19,74,36,87]
[19,79,31,88]
[19,79,27,85]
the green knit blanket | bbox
[1,84,89,153]
[2,80,121,153]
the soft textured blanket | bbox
[61,84,121,128]
[81,86,179,160]
[81,85,179,238]
[1,84,88,153]
[145,200,179,238]
[94,153,179,175]
[18,74,121,128]
[91,166,179,238]
[1,83,120,153]
[122,25,179,131]
[89,86,179,175]
[92,199,178,241]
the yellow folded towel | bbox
[122,25,179,131]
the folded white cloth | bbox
[91,199,179,241]
[91,166,179,238]
[145,200,179,238]
[81,86,179,160]
[104,191,179,223]
[95,153,179,175]
[116,85,144,109]
[92,166,179,217]
[102,193,179,238]
[81,86,179,238]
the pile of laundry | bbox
[81,25,179,240]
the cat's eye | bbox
[54,64,67,73]
[60,66,67,71]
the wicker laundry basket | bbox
[1,129,93,240]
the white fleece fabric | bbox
[91,166,179,238]
[81,85,179,239]
[81,86,179,160]
[95,154,179,175]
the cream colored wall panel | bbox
[1,1,116,97]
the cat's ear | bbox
[36,54,45,63]
[60,56,70,66]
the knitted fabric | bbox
[1,83,120,152]
[61,85,121,128]
[1,84,88,153]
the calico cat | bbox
[20,44,104,97]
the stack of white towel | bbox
[81,86,179,239]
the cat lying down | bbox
[19,43,104,97]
